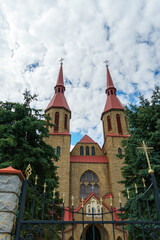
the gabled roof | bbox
[75,192,112,213]
[79,134,96,143]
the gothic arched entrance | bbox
[86,225,101,240]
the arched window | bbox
[87,204,92,214]
[80,184,86,199]
[54,112,59,132]
[118,148,122,155]
[116,114,123,134]
[64,114,67,130]
[86,146,89,155]
[111,90,113,95]
[80,171,99,199]
[94,184,100,197]
[58,88,60,92]
[87,184,92,197]
[107,116,112,131]
[108,91,110,95]
[91,146,95,156]
[80,146,84,155]
[56,146,61,156]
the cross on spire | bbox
[104,59,109,68]
[59,58,64,65]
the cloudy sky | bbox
[0,0,160,147]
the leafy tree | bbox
[120,86,160,239]
[0,90,62,237]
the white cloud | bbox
[0,0,160,146]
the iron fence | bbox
[15,173,160,240]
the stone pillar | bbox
[0,166,25,240]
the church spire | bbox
[101,65,124,117]
[45,61,71,112]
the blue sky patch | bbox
[25,62,39,72]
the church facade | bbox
[45,62,130,239]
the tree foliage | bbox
[0,90,61,220]
[120,86,160,239]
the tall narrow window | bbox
[54,112,59,132]
[91,146,95,156]
[80,146,84,156]
[116,114,123,134]
[86,146,89,155]
[118,148,122,155]
[64,114,67,130]
[56,146,61,156]
[107,116,112,131]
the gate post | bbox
[0,166,25,240]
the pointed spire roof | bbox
[79,134,96,143]
[107,67,115,88]
[45,63,71,112]
[102,66,124,117]
[56,64,64,86]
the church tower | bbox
[45,62,71,207]
[101,65,129,207]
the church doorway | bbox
[86,225,101,240]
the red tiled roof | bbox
[103,94,124,113]
[45,64,71,112]
[70,155,108,163]
[106,133,130,138]
[45,92,71,112]
[79,134,96,143]
[102,67,124,116]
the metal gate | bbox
[15,168,160,240]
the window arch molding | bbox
[80,170,99,199]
